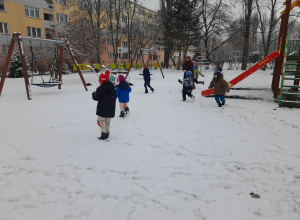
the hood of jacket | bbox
[101,81,115,91]
[117,81,130,90]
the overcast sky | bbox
[139,0,287,16]
[140,0,160,11]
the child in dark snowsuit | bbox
[143,65,154,93]
[208,69,230,107]
[182,70,195,101]
[92,73,116,140]
[116,75,131,117]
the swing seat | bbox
[139,73,153,75]
[31,82,63,88]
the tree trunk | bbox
[241,0,254,70]
[177,51,182,70]
[164,50,170,69]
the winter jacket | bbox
[182,71,194,90]
[116,81,131,103]
[143,68,151,83]
[182,62,195,79]
[208,77,230,95]
[92,81,116,118]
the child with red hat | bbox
[105,70,115,84]
[116,75,131,117]
[92,73,116,140]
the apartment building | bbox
[0,0,68,41]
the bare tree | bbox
[241,0,254,70]
[65,0,109,63]
[107,0,124,64]
[131,13,158,49]
[256,0,280,70]
[123,0,138,63]
[198,0,232,63]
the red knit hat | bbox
[99,73,109,83]
[105,70,110,75]
[118,75,125,82]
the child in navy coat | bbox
[116,75,132,117]
[143,65,154,93]
[92,73,116,140]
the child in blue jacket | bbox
[116,75,131,117]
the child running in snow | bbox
[182,70,195,101]
[116,75,131,117]
[143,65,154,93]
[208,69,230,107]
[92,73,116,140]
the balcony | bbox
[43,20,57,29]
[117,47,129,54]
[44,0,54,10]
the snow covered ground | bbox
[0,68,300,220]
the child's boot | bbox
[218,103,222,107]
[145,89,148,93]
[222,102,225,105]
[125,106,129,114]
[119,111,125,117]
[151,88,154,92]
[98,132,105,140]
[100,132,109,140]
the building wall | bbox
[0,0,57,38]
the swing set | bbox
[125,46,165,79]
[29,40,62,88]
[0,32,88,100]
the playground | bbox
[0,1,300,218]
[0,68,300,220]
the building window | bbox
[123,53,129,59]
[108,53,121,59]
[155,45,161,51]
[122,41,128,47]
[56,0,67,5]
[27,27,42,38]
[57,13,68,22]
[2,44,9,53]
[44,13,54,21]
[108,52,114,59]
[108,38,113,46]
[0,22,9,34]
[136,7,140,14]
[0,0,5,11]
[25,6,40,18]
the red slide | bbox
[201,51,280,96]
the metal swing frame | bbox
[0,33,88,100]
[125,46,165,79]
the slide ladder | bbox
[279,34,300,107]
[201,51,280,96]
